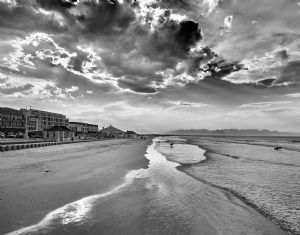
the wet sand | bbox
[0,139,150,234]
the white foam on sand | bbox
[6,169,143,235]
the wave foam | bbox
[6,169,143,235]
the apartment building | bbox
[0,107,26,133]
[20,108,69,131]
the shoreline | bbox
[177,164,292,235]
[172,138,298,235]
[158,137,297,235]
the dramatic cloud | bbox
[0,0,299,132]
[0,0,245,94]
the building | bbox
[69,122,88,134]
[125,130,138,138]
[0,107,26,133]
[20,108,69,131]
[87,124,98,133]
[43,126,74,141]
[100,125,125,138]
[69,122,98,137]
[27,116,39,131]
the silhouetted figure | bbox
[170,142,174,149]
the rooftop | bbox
[69,122,98,126]
[101,125,124,134]
[46,126,72,132]
[0,107,24,116]
[20,108,66,117]
[126,130,137,134]
[69,122,88,126]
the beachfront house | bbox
[125,130,138,138]
[99,125,125,138]
[43,126,74,142]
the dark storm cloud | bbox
[76,0,136,36]
[0,1,66,34]
[157,0,191,10]
[186,46,243,77]
[0,0,136,37]
[276,60,300,85]
[176,21,202,52]
[118,78,157,93]
[35,0,78,9]
[142,19,202,63]
[96,17,205,92]
[257,79,276,87]
[277,50,289,60]
[209,61,243,79]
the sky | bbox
[0,0,300,133]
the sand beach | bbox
[0,139,150,234]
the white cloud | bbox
[168,100,210,108]
[0,73,78,101]
[154,65,209,89]
[133,0,187,31]
[239,101,291,108]
[2,32,122,89]
[3,32,76,71]
[65,86,79,93]
[224,15,233,32]
[0,0,17,7]
[203,0,219,14]
[286,93,300,98]
[222,47,290,85]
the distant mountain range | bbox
[166,129,299,136]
